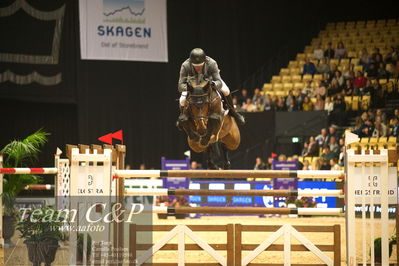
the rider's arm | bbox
[178,64,188,92]
[208,60,222,90]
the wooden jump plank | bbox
[135,244,228,250]
[240,244,335,252]
[135,225,228,231]
[241,225,336,232]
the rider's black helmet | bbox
[189,48,206,65]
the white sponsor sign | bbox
[79,0,168,62]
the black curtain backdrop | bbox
[0,0,397,170]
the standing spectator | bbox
[353,71,367,90]
[302,96,314,111]
[313,43,324,61]
[254,157,266,170]
[316,128,328,147]
[334,41,347,59]
[317,58,330,74]
[324,96,334,114]
[303,57,317,75]
[324,42,335,59]
[314,94,325,111]
[331,95,346,126]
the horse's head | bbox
[187,78,211,136]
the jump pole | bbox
[115,169,344,179]
[124,188,344,197]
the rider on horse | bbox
[176,48,245,136]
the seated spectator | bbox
[302,80,313,96]
[372,116,387,137]
[343,79,354,96]
[315,128,328,147]
[287,97,298,112]
[301,142,309,156]
[355,119,374,137]
[314,81,327,98]
[317,58,330,74]
[384,47,395,65]
[342,63,354,80]
[254,157,266,170]
[324,42,335,59]
[303,57,317,75]
[371,47,383,63]
[332,70,344,86]
[320,73,330,88]
[358,48,370,69]
[353,71,367,90]
[392,61,399,79]
[313,43,324,61]
[233,96,244,112]
[338,146,345,167]
[355,112,369,129]
[265,157,274,169]
[314,94,325,111]
[389,117,399,137]
[278,154,287,161]
[303,136,319,156]
[321,146,336,162]
[367,63,378,78]
[377,62,388,79]
[375,109,387,124]
[324,96,334,114]
[254,98,265,112]
[327,79,342,96]
[252,88,264,105]
[302,159,312,170]
[329,64,338,82]
[275,97,286,111]
[285,90,296,106]
[302,96,314,111]
[330,158,340,170]
[241,98,257,112]
[264,95,274,111]
[334,41,347,59]
[238,88,251,106]
[328,136,340,156]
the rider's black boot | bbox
[225,94,245,125]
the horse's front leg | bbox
[200,113,222,146]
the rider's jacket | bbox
[178,56,223,93]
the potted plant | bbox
[1,129,49,246]
[16,206,63,266]
[373,234,396,263]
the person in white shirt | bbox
[313,43,324,61]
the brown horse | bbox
[180,77,240,168]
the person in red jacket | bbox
[353,71,367,90]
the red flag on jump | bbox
[98,133,113,145]
[112,130,123,142]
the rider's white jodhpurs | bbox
[179,80,230,107]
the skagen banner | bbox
[79,0,168,62]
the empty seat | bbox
[280,68,290,76]
[281,75,292,83]
[271,76,282,84]
[273,83,283,90]
[288,60,299,68]
[291,75,302,83]
[290,68,302,75]
[344,96,352,111]
[302,74,313,82]
[294,82,304,90]
[262,83,273,92]
[296,53,306,61]
[313,74,323,81]
[283,83,294,90]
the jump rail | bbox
[115,169,344,179]
[0,168,58,174]
[151,206,344,216]
[125,188,344,197]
